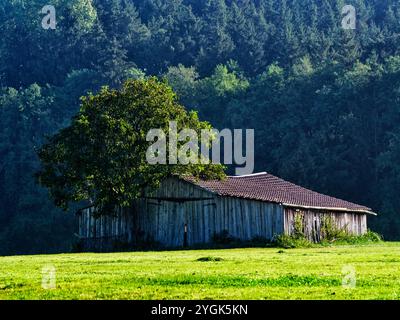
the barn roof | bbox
[184,172,375,215]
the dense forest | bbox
[1,0,400,255]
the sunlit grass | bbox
[0,243,399,300]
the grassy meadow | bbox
[0,243,399,300]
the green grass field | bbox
[0,243,399,300]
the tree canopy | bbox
[36,78,225,214]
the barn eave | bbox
[281,202,377,216]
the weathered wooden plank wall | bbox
[78,177,369,250]
[78,177,285,248]
[284,208,367,241]
[78,206,133,247]
[132,177,284,246]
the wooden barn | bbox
[76,172,375,251]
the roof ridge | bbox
[228,172,267,178]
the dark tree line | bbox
[1,0,400,254]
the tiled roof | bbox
[184,172,374,214]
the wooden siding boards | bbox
[77,177,367,250]
[283,207,367,241]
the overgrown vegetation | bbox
[274,213,383,248]
[209,224,383,249]
[321,230,383,246]
[274,235,315,249]
[275,226,382,249]
[274,232,383,249]
[320,216,349,241]
[293,213,306,239]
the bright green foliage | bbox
[293,214,305,239]
[275,229,382,248]
[36,78,225,214]
[274,234,314,249]
[320,216,348,241]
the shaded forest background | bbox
[1,0,400,255]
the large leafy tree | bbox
[36,78,225,214]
